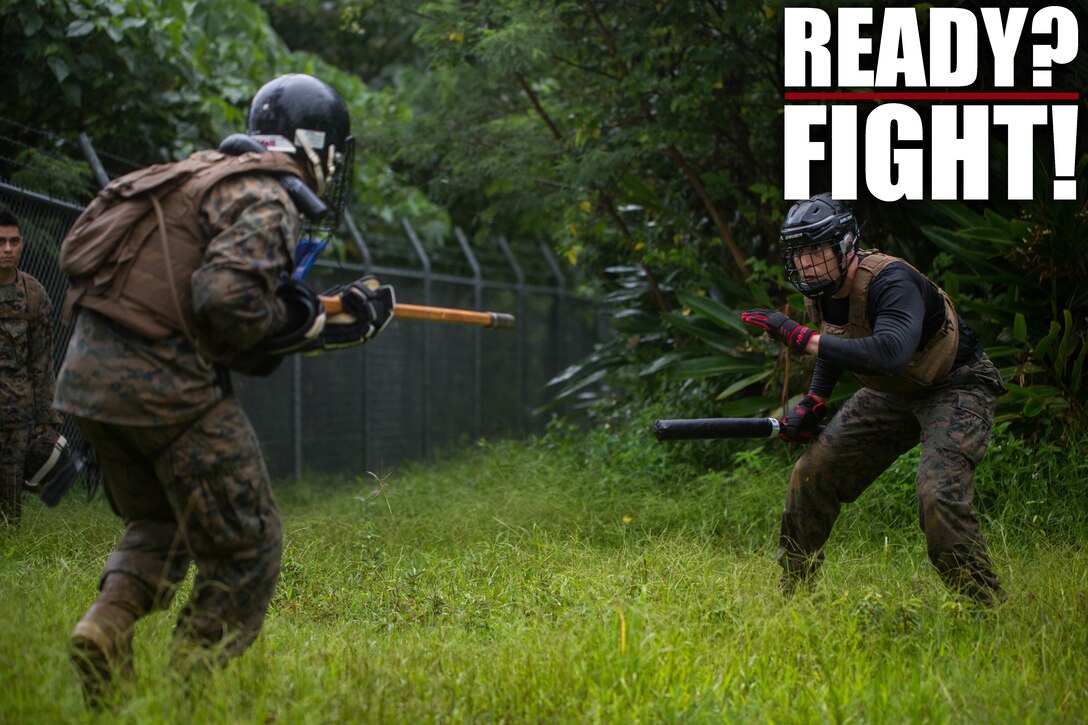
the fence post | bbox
[497,237,527,433]
[77,132,111,189]
[538,242,566,377]
[454,227,483,440]
[293,353,303,480]
[343,210,373,268]
[403,219,432,457]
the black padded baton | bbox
[652,417,781,441]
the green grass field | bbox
[2,428,1086,723]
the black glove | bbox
[740,308,816,355]
[261,278,327,355]
[23,429,81,507]
[311,276,396,352]
[779,393,828,443]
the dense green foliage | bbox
[2,428,1086,721]
[3,0,286,163]
[0,0,448,243]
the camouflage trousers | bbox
[779,356,1005,604]
[74,396,284,659]
[0,426,30,524]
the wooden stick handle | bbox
[319,296,515,330]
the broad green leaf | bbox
[19,7,44,36]
[713,395,778,418]
[669,355,766,379]
[929,201,984,229]
[546,352,622,387]
[954,227,1019,245]
[676,290,747,335]
[715,369,772,401]
[639,353,685,377]
[66,20,95,38]
[1012,312,1027,343]
[1072,335,1087,394]
[663,313,745,353]
[1055,309,1075,369]
[46,56,69,83]
[59,80,80,107]
[985,345,1022,363]
[1034,320,1062,361]
[1022,397,1046,417]
[553,367,610,400]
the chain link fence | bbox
[1,117,600,482]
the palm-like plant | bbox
[922,197,1087,423]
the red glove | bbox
[779,393,827,443]
[740,309,816,355]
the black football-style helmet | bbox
[779,192,860,298]
[247,73,354,235]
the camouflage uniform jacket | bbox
[0,271,61,429]
[54,169,301,426]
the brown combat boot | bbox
[69,573,153,706]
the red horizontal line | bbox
[785,91,1080,101]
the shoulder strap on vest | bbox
[23,272,42,318]
[19,271,42,319]
[850,251,904,328]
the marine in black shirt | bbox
[741,193,1006,606]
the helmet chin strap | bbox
[823,241,858,297]
[326,144,338,185]
[296,134,327,195]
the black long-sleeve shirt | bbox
[809,263,980,398]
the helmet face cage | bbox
[305,136,353,238]
[779,194,860,299]
[247,73,355,236]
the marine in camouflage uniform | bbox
[0,210,62,524]
[742,193,1005,606]
[53,74,394,704]
[54,169,297,667]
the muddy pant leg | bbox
[69,416,197,704]
[913,368,1003,604]
[1,427,30,524]
[156,398,283,660]
[779,389,921,587]
[75,417,193,604]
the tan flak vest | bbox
[60,149,307,363]
[803,251,959,394]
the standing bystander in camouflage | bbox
[741,193,1006,606]
[54,74,396,705]
[0,209,61,524]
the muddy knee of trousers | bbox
[97,572,156,613]
[99,562,183,612]
[101,520,191,609]
[786,441,843,501]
